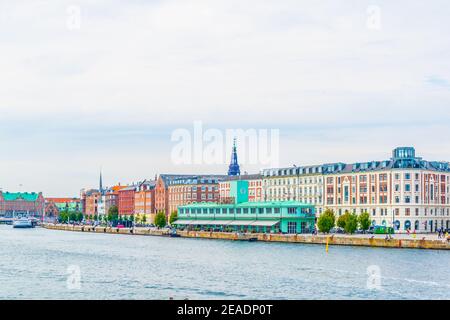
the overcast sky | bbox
[0,0,450,197]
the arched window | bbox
[382,220,386,226]
[394,220,400,230]
[404,220,411,230]
[414,220,420,231]
[371,220,376,226]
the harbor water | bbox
[0,225,449,300]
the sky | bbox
[0,0,450,197]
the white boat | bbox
[13,218,34,229]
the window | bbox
[236,208,241,214]
[274,208,281,214]
[405,184,411,192]
[288,207,297,214]
[266,208,272,214]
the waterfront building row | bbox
[261,147,450,232]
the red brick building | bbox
[167,175,225,214]
[118,185,137,216]
[0,192,45,218]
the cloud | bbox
[0,0,449,195]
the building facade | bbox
[134,180,156,222]
[262,147,450,233]
[83,189,100,217]
[0,192,45,218]
[174,180,316,234]
[167,175,224,214]
[118,185,137,216]
[219,174,263,203]
[261,166,324,214]
[322,147,450,233]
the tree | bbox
[59,210,68,223]
[108,206,119,222]
[358,212,371,231]
[169,211,178,225]
[337,211,350,229]
[345,213,358,234]
[142,214,147,225]
[76,212,83,222]
[154,211,167,228]
[69,212,78,222]
[317,209,335,233]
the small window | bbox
[266,208,272,214]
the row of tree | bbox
[317,209,371,234]
[57,205,179,229]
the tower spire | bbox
[99,169,103,193]
[228,138,241,176]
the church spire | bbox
[99,169,103,194]
[228,138,241,176]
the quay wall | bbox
[42,224,450,250]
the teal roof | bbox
[179,201,314,209]
[2,192,40,202]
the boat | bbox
[13,218,34,229]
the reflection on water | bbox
[0,225,449,300]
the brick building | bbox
[118,185,137,216]
[0,192,45,218]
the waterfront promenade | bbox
[42,224,450,250]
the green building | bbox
[174,180,315,234]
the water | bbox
[0,225,449,300]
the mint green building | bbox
[174,180,315,234]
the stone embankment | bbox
[42,224,450,250]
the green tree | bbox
[358,212,371,231]
[337,211,350,229]
[76,212,84,222]
[142,214,147,225]
[59,211,68,223]
[345,213,358,234]
[154,211,167,228]
[169,211,178,225]
[317,209,335,233]
[108,206,119,222]
[69,212,78,222]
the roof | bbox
[262,147,450,176]
[46,197,80,203]
[221,174,262,182]
[1,192,41,202]
[179,201,314,209]
[159,174,227,185]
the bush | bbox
[317,209,335,233]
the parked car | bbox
[117,224,125,229]
[330,227,345,234]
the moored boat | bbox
[13,218,34,229]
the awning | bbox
[172,220,192,225]
[228,220,256,226]
[250,220,280,227]
[175,220,234,226]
